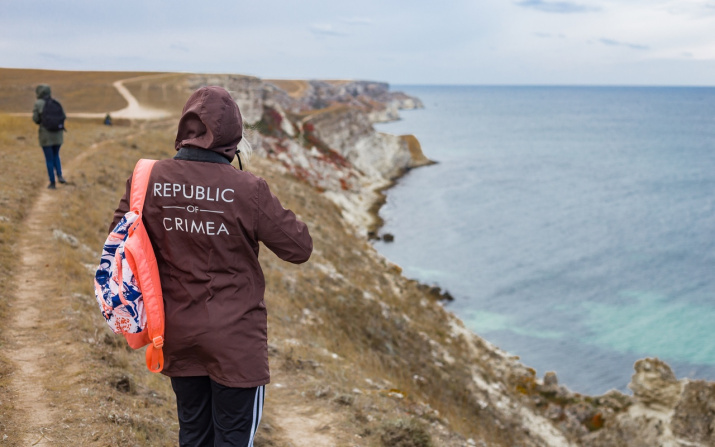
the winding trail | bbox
[11,73,173,120]
[69,73,172,120]
[4,77,170,445]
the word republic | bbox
[153,182,234,202]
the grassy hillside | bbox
[0,68,159,113]
[0,69,536,446]
[121,73,194,116]
[265,80,309,98]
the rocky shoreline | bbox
[186,73,715,446]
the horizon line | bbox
[393,83,715,88]
[2,66,714,89]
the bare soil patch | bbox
[272,403,336,447]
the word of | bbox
[163,205,223,214]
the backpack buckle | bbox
[152,336,164,348]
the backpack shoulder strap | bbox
[130,159,157,212]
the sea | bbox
[372,85,715,396]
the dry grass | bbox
[121,73,194,116]
[292,103,352,122]
[0,69,522,447]
[265,79,310,98]
[0,68,157,113]
[265,79,354,98]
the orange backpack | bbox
[94,159,165,372]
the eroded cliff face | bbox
[306,105,412,180]
[187,74,264,124]
[241,78,431,234]
[185,74,715,447]
[184,76,427,234]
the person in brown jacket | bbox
[110,86,313,447]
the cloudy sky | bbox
[2,0,715,85]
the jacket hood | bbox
[174,86,243,161]
[36,84,51,100]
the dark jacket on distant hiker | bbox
[110,86,313,388]
[32,84,64,147]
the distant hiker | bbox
[32,84,66,189]
[104,113,112,125]
[108,86,313,447]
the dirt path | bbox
[109,74,172,119]
[272,403,337,447]
[71,74,172,120]
[3,76,172,445]
[4,190,59,446]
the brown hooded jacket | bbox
[110,86,312,387]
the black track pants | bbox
[171,376,265,447]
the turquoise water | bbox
[373,86,715,395]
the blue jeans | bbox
[41,145,63,184]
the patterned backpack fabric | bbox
[94,159,165,372]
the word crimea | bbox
[162,217,229,236]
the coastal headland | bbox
[0,68,713,446]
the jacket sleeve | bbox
[256,178,313,264]
[108,175,132,233]
[32,99,44,125]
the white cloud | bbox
[597,38,649,51]
[1,0,714,84]
[514,0,601,14]
[339,17,373,25]
[309,23,349,37]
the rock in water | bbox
[629,357,683,408]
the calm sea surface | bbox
[373,86,715,395]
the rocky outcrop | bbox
[241,78,430,234]
[672,380,715,445]
[401,134,434,168]
[629,357,683,409]
[305,105,412,180]
[579,358,715,447]
[187,74,264,124]
[442,345,715,447]
[266,79,424,120]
